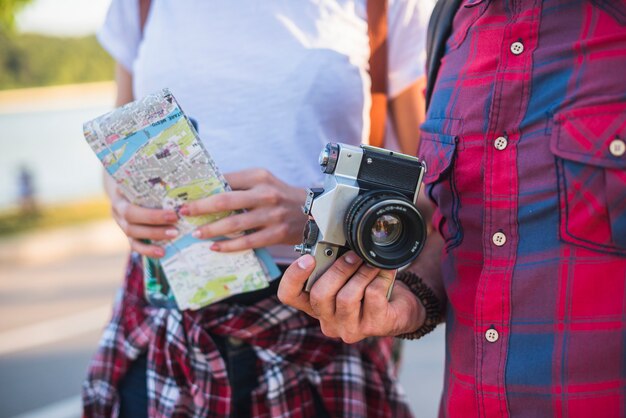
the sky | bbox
[16,0,111,36]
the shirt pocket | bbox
[419,128,462,249]
[550,102,626,255]
[446,0,491,52]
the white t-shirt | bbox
[99,0,431,263]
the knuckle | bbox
[364,283,384,299]
[228,216,244,231]
[149,212,163,224]
[153,228,169,240]
[308,287,326,307]
[360,321,376,336]
[341,333,360,344]
[185,202,198,215]
[320,323,338,339]
[263,189,281,206]
[256,168,272,182]
[332,261,354,278]
[240,235,254,248]
[353,267,376,284]
[214,196,230,212]
[335,292,358,311]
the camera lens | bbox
[344,191,425,269]
[371,214,403,246]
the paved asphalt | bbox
[0,243,445,418]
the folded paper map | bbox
[83,88,279,309]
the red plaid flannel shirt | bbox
[82,255,413,417]
[421,1,626,417]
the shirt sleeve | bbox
[387,0,436,98]
[97,0,142,73]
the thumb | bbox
[277,255,316,307]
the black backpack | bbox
[425,0,463,110]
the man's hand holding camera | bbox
[278,251,426,343]
[279,143,443,343]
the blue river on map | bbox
[97,107,184,175]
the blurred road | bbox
[0,222,445,418]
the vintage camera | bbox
[296,142,427,290]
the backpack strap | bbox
[367,0,389,148]
[425,0,463,110]
[139,0,151,36]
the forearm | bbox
[389,75,426,155]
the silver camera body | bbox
[296,142,427,290]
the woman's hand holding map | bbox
[181,168,308,252]
[104,173,178,258]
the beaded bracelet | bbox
[394,271,442,340]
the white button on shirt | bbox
[492,232,507,246]
[485,327,499,343]
[609,138,625,157]
[510,41,524,55]
[494,136,508,150]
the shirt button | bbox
[609,138,625,157]
[492,232,507,246]
[494,136,508,151]
[485,327,499,343]
[510,41,524,55]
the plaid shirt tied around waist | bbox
[420,1,626,417]
[82,255,412,418]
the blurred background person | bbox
[17,164,37,216]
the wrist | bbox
[393,280,426,335]
[395,271,442,340]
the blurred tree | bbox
[0,33,114,89]
[0,0,34,33]
[0,0,114,89]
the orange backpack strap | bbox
[367,0,389,148]
[139,0,151,36]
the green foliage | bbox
[0,0,33,32]
[0,33,114,90]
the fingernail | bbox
[345,253,359,265]
[154,248,165,257]
[210,243,221,251]
[297,255,314,269]
[165,229,179,238]
[192,230,202,239]
[179,206,190,216]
